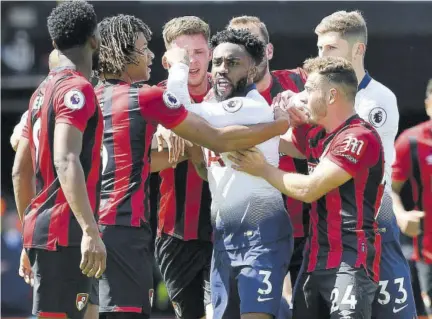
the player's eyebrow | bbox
[213,55,240,61]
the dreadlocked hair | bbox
[210,28,265,65]
[97,14,152,76]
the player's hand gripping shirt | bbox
[167,63,292,250]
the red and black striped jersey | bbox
[393,120,432,263]
[259,68,310,238]
[21,68,103,250]
[96,80,188,227]
[292,115,384,282]
[156,76,213,241]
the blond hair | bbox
[228,15,270,44]
[315,10,367,45]
[304,56,358,101]
[162,16,210,47]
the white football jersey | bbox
[355,74,400,242]
[355,74,399,192]
[166,63,291,250]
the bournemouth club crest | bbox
[76,293,89,311]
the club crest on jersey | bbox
[368,107,387,128]
[172,302,182,318]
[149,289,154,307]
[76,293,89,311]
[64,89,85,110]
[163,91,181,109]
[223,99,243,113]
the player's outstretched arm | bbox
[229,148,351,203]
[12,137,35,223]
[186,144,208,181]
[53,123,106,278]
[171,112,289,154]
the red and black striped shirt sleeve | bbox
[138,86,188,129]
[54,81,96,132]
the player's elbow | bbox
[299,184,320,203]
[53,152,80,176]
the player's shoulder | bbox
[271,68,307,90]
[359,78,397,107]
[399,121,430,140]
[58,72,94,98]
[340,117,382,144]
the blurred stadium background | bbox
[1,1,432,318]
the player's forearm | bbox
[214,119,289,153]
[279,137,305,159]
[54,154,99,236]
[391,181,407,220]
[192,161,208,181]
[150,151,188,172]
[12,166,35,223]
[167,63,192,108]
[186,144,208,181]
[260,164,314,203]
[12,139,35,223]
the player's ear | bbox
[328,88,337,105]
[353,42,366,58]
[207,47,213,62]
[266,43,274,61]
[249,65,258,82]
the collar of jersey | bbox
[245,84,257,94]
[358,71,372,91]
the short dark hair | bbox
[303,56,358,101]
[47,1,97,50]
[210,28,265,65]
[98,14,152,76]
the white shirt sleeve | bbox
[166,62,204,118]
[357,94,399,140]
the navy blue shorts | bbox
[211,238,292,319]
[293,262,378,319]
[372,240,417,318]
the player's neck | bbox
[353,63,366,85]
[103,72,132,84]
[255,71,272,93]
[57,49,92,80]
[188,79,209,96]
[322,105,357,133]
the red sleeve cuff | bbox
[326,152,357,177]
[162,109,188,129]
